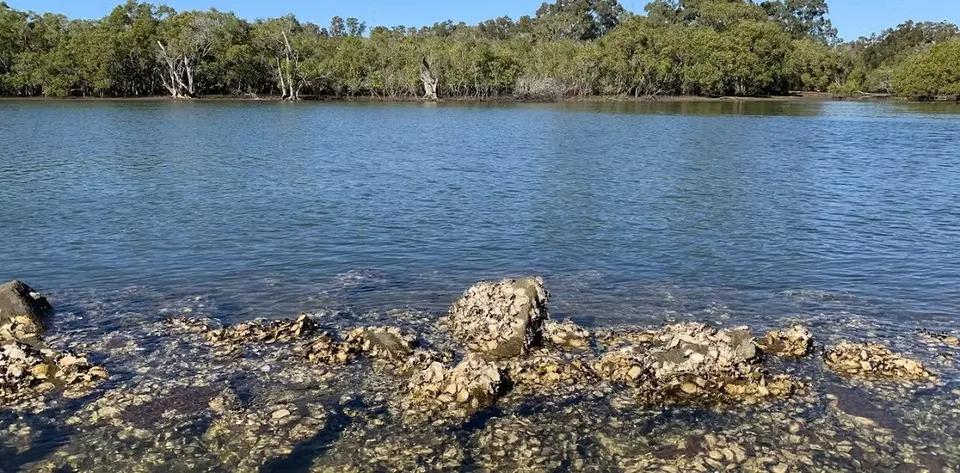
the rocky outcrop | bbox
[0,280,54,340]
[593,323,799,403]
[298,331,363,365]
[350,326,419,362]
[543,320,590,349]
[448,277,549,358]
[502,351,593,388]
[824,342,935,382]
[404,354,503,417]
[205,314,319,347]
[759,325,814,358]
[1,339,108,400]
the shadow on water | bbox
[0,411,76,473]
[258,396,363,473]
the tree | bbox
[762,0,837,43]
[893,39,960,99]
[534,0,624,41]
[253,15,305,100]
[156,9,239,98]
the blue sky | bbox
[9,0,960,40]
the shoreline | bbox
[3,91,953,105]
[2,277,959,471]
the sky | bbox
[8,0,960,41]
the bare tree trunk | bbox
[184,57,195,96]
[157,41,180,98]
[420,57,439,101]
[276,57,287,100]
[281,32,298,101]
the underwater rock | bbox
[1,339,108,401]
[824,341,935,382]
[404,354,503,417]
[448,277,550,358]
[0,280,53,339]
[759,325,814,358]
[542,320,591,349]
[918,329,960,347]
[351,326,419,362]
[164,316,218,334]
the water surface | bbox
[1,99,958,327]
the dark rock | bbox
[0,280,54,339]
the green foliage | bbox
[892,39,960,99]
[0,0,955,100]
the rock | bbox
[0,280,53,339]
[404,354,503,417]
[164,317,217,334]
[824,341,935,382]
[298,331,363,365]
[206,313,319,347]
[543,320,591,349]
[208,388,243,414]
[758,325,813,358]
[350,326,419,362]
[593,323,800,403]
[1,340,108,401]
[501,350,594,389]
[271,408,291,420]
[448,277,550,358]
[918,329,960,347]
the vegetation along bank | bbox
[0,0,958,101]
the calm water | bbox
[1,99,959,328]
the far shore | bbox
[5,91,956,105]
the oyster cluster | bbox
[824,342,935,382]
[448,277,549,357]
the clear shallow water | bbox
[1,99,959,326]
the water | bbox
[3,99,960,472]
[1,99,959,325]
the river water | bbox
[1,99,960,472]
[2,99,959,326]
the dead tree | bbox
[420,57,439,101]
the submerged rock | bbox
[918,329,960,347]
[0,280,54,339]
[448,277,550,358]
[206,313,319,347]
[824,341,935,382]
[543,320,591,349]
[594,323,799,403]
[759,325,814,358]
[404,354,503,417]
[350,326,419,362]
[164,316,218,334]
[1,339,108,401]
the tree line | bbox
[0,0,958,100]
